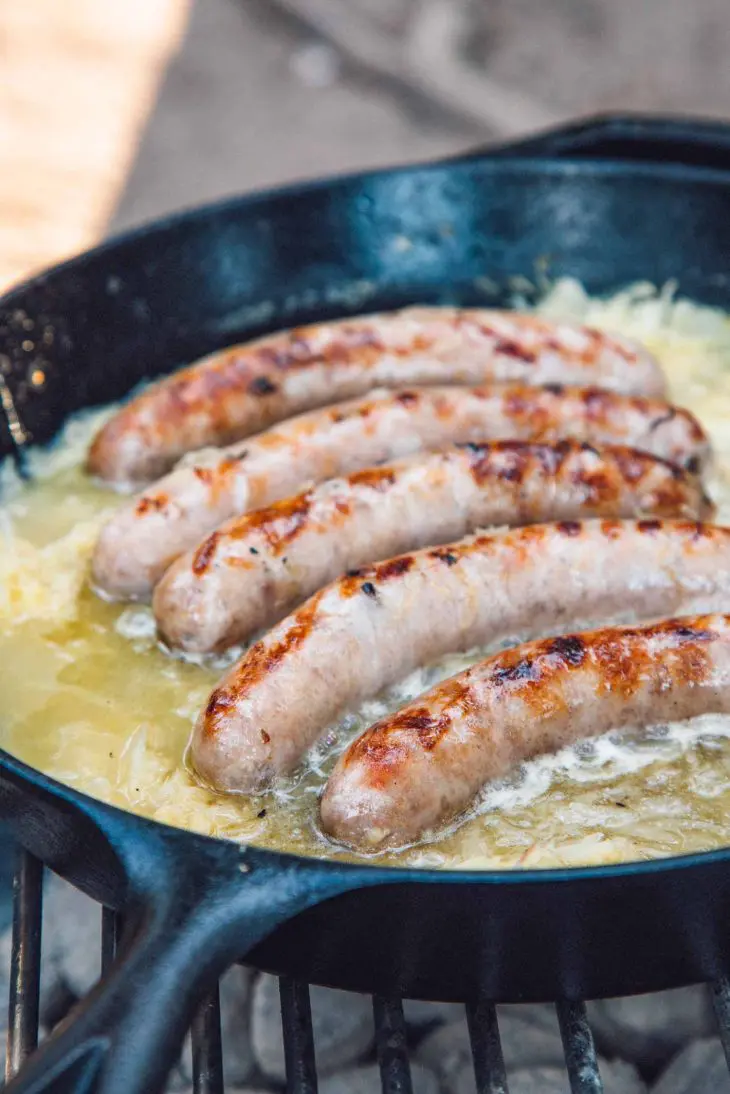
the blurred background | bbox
[3,0,730,296]
[0,0,730,1076]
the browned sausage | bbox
[321,615,730,850]
[91,385,710,601]
[155,442,712,654]
[190,520,730,795]
[87,307,666,485]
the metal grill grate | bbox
[6,848,730,1094]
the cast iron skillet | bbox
[4,115,730,1094]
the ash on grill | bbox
[4,861,730,1093]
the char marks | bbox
[87,308,666,485]
[204,591,326,737]
[321,616,729,849]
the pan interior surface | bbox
[1,277,730,872]
[3,157,730,881]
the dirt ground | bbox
[114,0,730,230]
[4,0,730,283]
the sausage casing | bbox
[87,307,666,484]
[191,520,730,794]
[92,385,710,601]
[154,442,712,654]
[321,615,730,850]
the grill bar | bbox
[466,1000,508,1094]
[373,996,413,1094]
[556,1000,604,1094]
[279,977,318,1094]
[5,849,43,1083]
[100,907,120,977]
[6,856,730,1093]
[711,977,730,1070]
[191,985,225,1094]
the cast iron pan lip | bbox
[3,150,730,891]
[4,153,730,308]
[3,728,730,890]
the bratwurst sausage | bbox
[321,615,730,850]
[87,307,666,485]
[92,385,710,600]
[155,442,712,654]
[191,520,730,794]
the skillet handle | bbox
[465,113,730,170]
[4,840,362,1094]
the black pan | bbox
[4,115,730,1094]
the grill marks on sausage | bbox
[352,708,452,777]
[340,554,416,599]
[649,407,677,434]
[325,395,390,425]
[591,619,716,697]
[374,556,415,581]
[241,314,597,377]
[234,494,315,555]
[394,390,420,408]
[345,673,480,780]
[214,518,726,720]
[258,325,388,371]
[458,439,704,515]
[522,619,709,705]
[429,548,459,567]
[345,619,719,786]
[462,440,538,485]
[545,634,587,665]
[613,446,672,484]
[346,466,398,491]
[493,337,537,363]
[87,307,667,485]
[494,385,677,441]
[176,440,708,598]
[187,325,391,406]
[189,466,402,578]
[204,592,326,736]
[339,522,599,600]
[135,493,168,516]
[192,532,221,576]
[192,492,319,575]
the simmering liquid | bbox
[3,279,730,869]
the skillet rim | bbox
[3,738,730,886]
[5,153,730,305]
[3,151,730,887]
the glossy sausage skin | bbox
[155,442,713,654]
[191,520,730,794]
[321,615,730,850]
[87,307,666,485]
[91,385,710,601]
